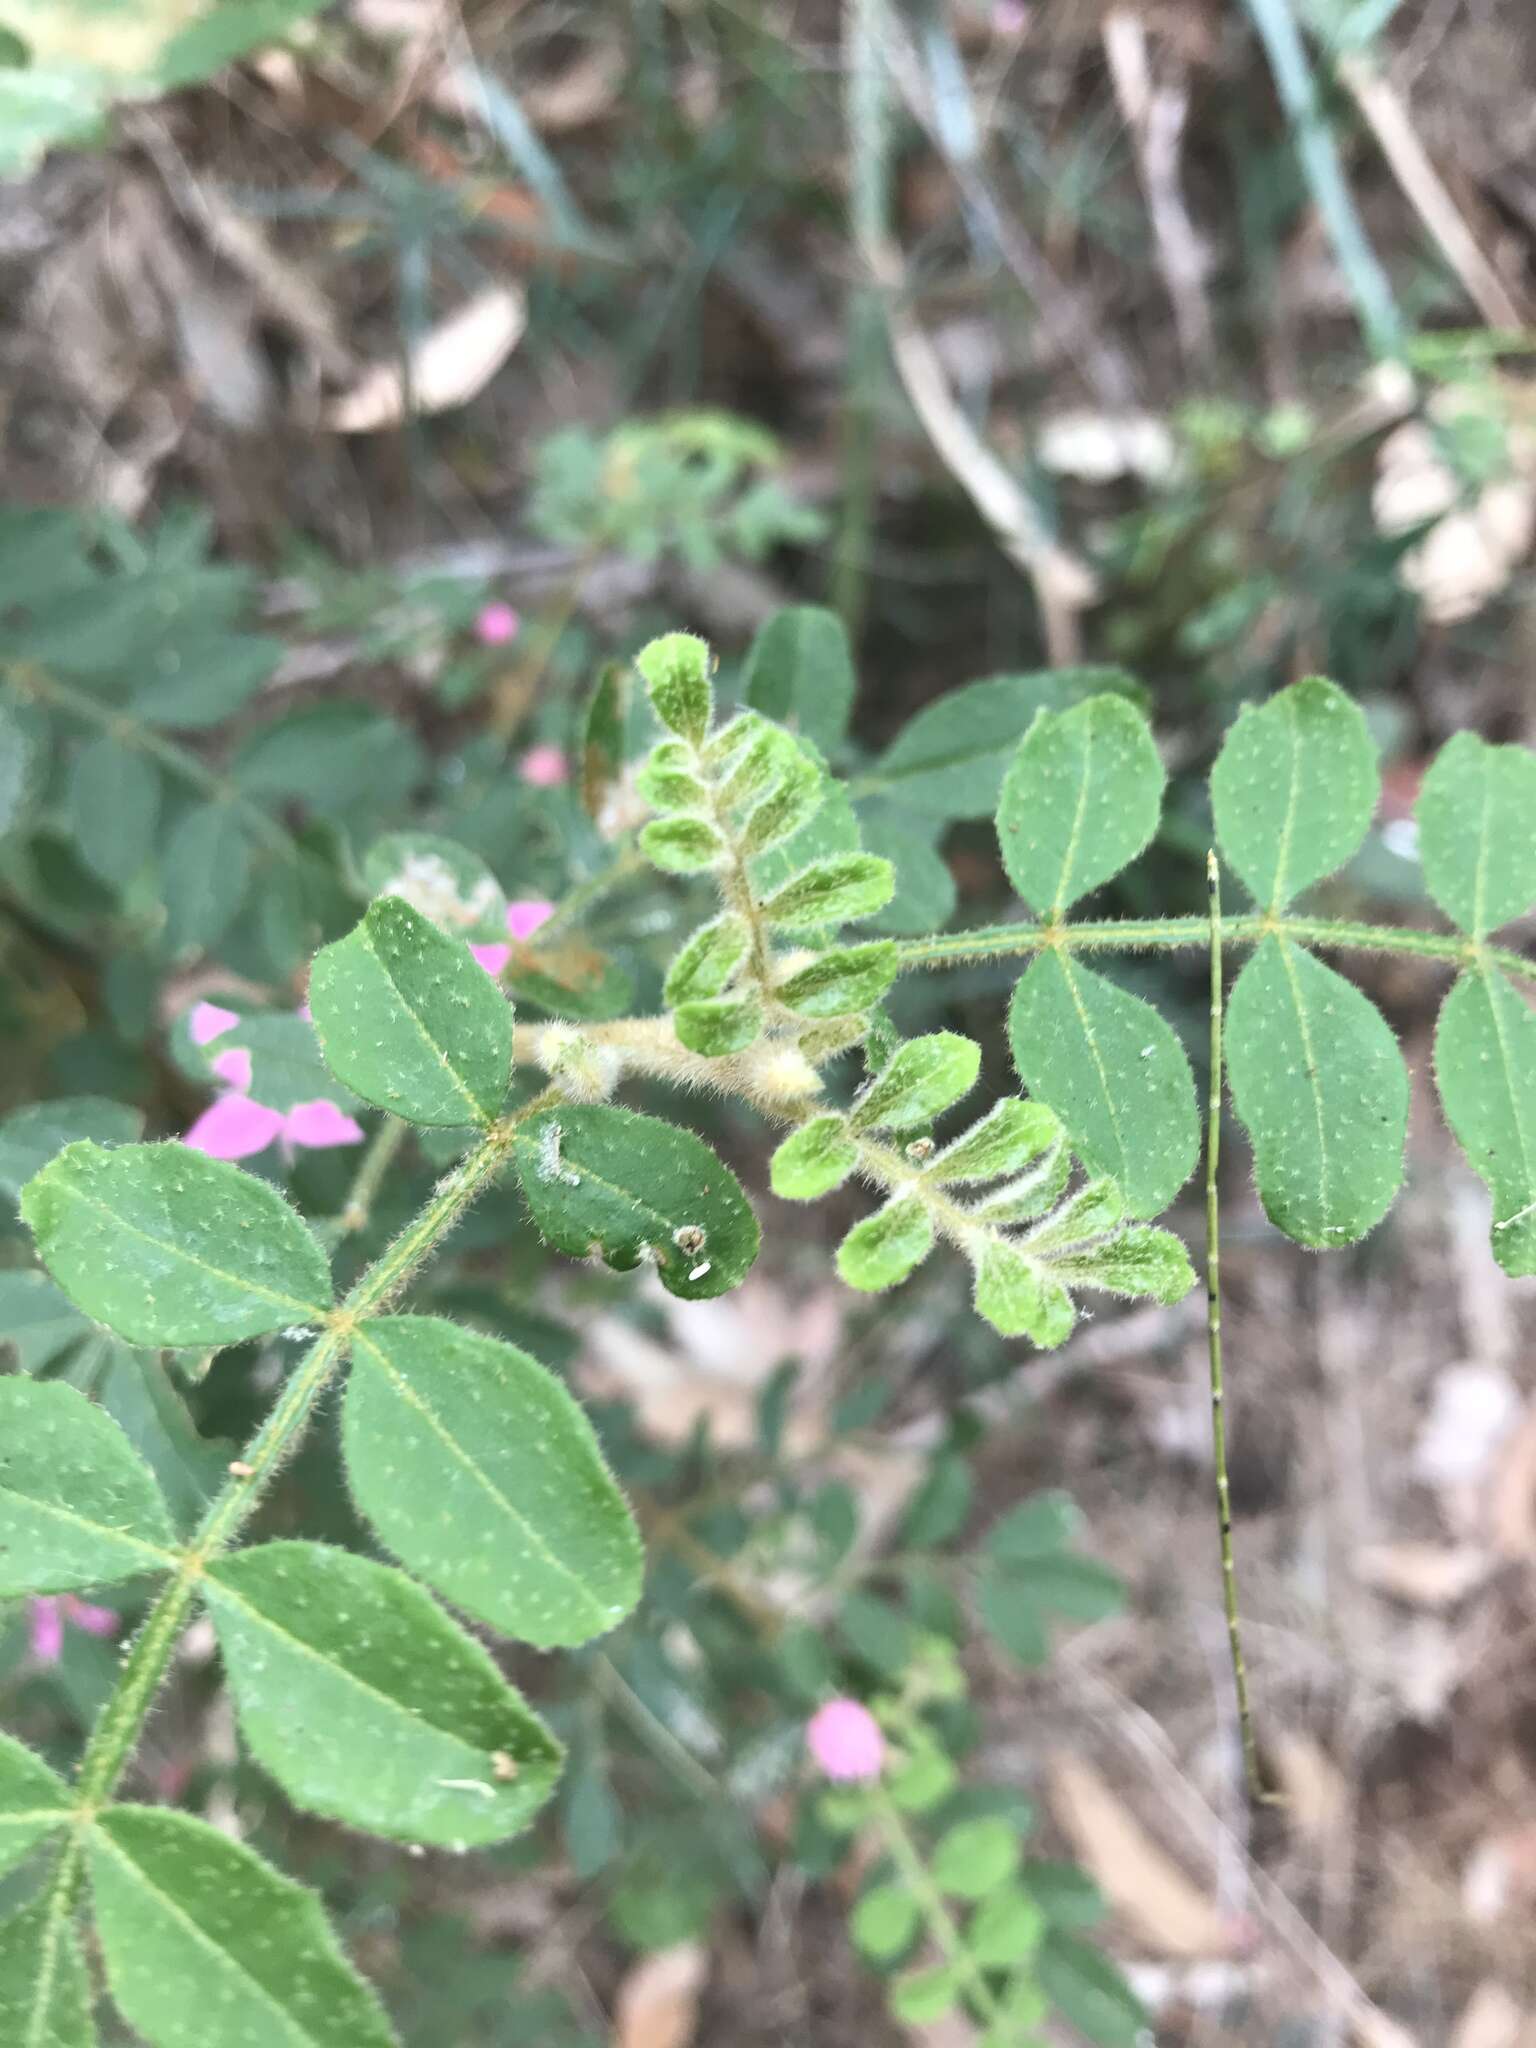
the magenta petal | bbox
[519,744,569,789]
[476,601,519,646]
[29,1598,64,1665]
[505,899,554,942]
[189,1000,240,1047]
[806,1699,886,1782]
[63,1597,119,1639]
[183,1094,284,1160]
[283,1099,365,1150]
[471,942,511,977]
[210,1046,253,1091]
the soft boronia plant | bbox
[3,621,1536,2045]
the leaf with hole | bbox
[89,1805,398,2048]
[997,694,1165,915]
[513,1104,759,1300]
[1210,676,1378,910]
[22,1141,332,1345]
[309,896,511,1126]
[346,1317,642,1648]
[1225,936,1408,1246]
[1010,954,1197,1218]
[204,1542,562,1845]
[1415,730,1536,937]
[1434,966,1536,1275]
[361,831,507,943]
[0,1379,175,1595]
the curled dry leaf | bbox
[1351,1541,1494,1609]
[614,1940,709,2048]
[322,285,526,432]
[1046,1756,1233,1958]
[1269,1730,1349,1851]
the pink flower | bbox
[806,1699,886,1782]
[506,898,554,942]
[210,1045,253,1091]
[189,1000,240,1047]
[30,1595,118,1665]
[471,942,511,977]
[476,602,519,647]
[184,1092,363,1160]
[519,744,569,788]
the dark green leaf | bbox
[997,694,1165,915]
[0,1379,176,1594]
[67,736,159,886]
[1416,730,1536,937]
[0,1096,143,1205]
[0,1731,73,1879]
[1037,1932,1145,2047]
[160,803,250,952]
[1435,966,1536,1275]
[0,1270,93,1373]
[0,1895,94,2048]
[743,605,855,754]
[361,833,506,943]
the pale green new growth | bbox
[771,1116,860,1199]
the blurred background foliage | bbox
[3,1,1536,2043]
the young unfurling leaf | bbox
[640,815,728,873]
[968,1239,1073,1346]
[664,914,751,1005]
[758,856,895,931]
[674,991,763,1056]
[636,630,713,744]
[924,1099,1060,1185]
[850,1033,980,1133]
[775,942,898,1017]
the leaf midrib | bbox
[357,915,495,1125]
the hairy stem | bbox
[1204,856,1265,1802]
[870,1782,1003,2026]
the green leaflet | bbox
[932,1817,1019,1899]
[204,1542,562,1846]
[836,1195,934,1291]
[1434,967,1536,1275]
[0,1731,73,1879]
[1037,1932,1145,2048]
[0,1271,94,1373]
[1209,676,1378,910]
[850,1033,980,1133]
[0,1096,144,1205]
[673,992,762,1056]
[21,1141,332,1345]
[346,1317,642,1648]
[637,631,712,744]
[160,801,250,953]
[968,1239,1073,1346]
[757,855,894,930]
[636,740,708,812]
[361,831,507,943]
[579,660,628,823]
[89,1806,398,2048]
[309,896,512,1126]
[663,915,750,1006]
[743,605,855,753]
[996,694,1165,916]
[67,735,160,886]
[1415,730,1536,937]
[1049,1226,1194,1303]
[639,816,726,873]
[889,1965,963,2023]
[865,669,1141,818]
[1009,955,1197,1219]
[513,1104,760,1300]
[851,1883,919,1962]
[1225,936,1408,1247]
[774,942,898,1017]
[966,1884,1044,1970]
[0,1895,94,2048]
[925,1099,1060,1185]
[769,1116,859,1200]
[0,1379,176,1594]
[856,800,957,935]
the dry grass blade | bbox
[1047,1754,1234,1957]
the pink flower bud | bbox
[210,1046,253,1092]
[806,1698,885,1782]
[189,1000,239,1047]
[282,1099,365,1150]
[519,744,569,788]
[471,941,511,977]
[476,602,519,647]
[64,1596,119,1639]
[183,1093,285,1161]
[506,899,555,943]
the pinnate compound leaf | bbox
[309,896,510,1126]
[1210,676,1378,910]
[770,1116,859,1200]
[1225,937,1408,1246]
[851,1883,919,1962]
[0,1731,73,1879]
[775,942,898,1017]
[0,1096,143,1205]
[1435,967,1536,1276]
[346,1317,642,1647]
[514,1104,759,1300]
[925,1098,1060,1185]
[851,1032,980,1133]
[933,1817,1020,1899]
[1416,730,1536,937]
[22,1141,332,1345]
[204,1542,562,1845]
[664,915,750,1005]
[0,1380,175,1594]
[637,631,712,745]
[836,1195,934,1291]
[0,1896,94,2048]
[89,1806,398,2048]
[969,1240,1073,1346]
[639,816,726,873]
[673,992,762,1057]
[1009,955,1197,1218]
[743,605,855,753]
[758,855,894,931]
[997,694,1165,915]
[869,669,1142,818]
